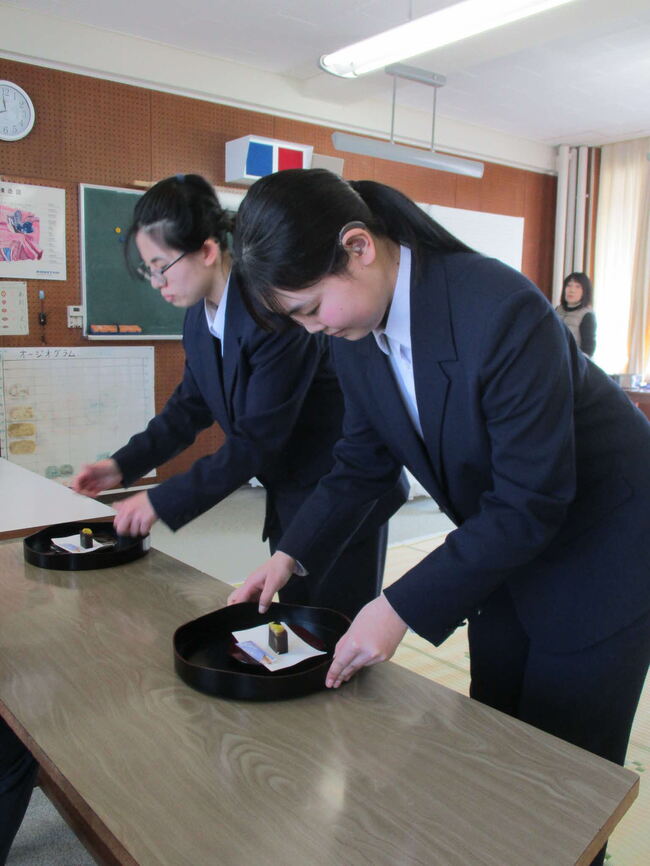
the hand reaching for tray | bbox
[72,459,122,496]
[112,492,158,537]
[227,551,295,613]
[325,594,408,689]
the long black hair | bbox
[560,272,593,310]
[125,174,233,274]
[233,168,472,315]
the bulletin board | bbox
[80,184,186,339]
[0,346,155,482]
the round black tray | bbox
[174,602,350,701]
[23,521,150,571]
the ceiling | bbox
[5,0,650,147]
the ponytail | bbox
[348,180,472,257]
[234,169,471,315]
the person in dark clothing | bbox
[72,174,406,619]
[0,718,38,865]
[229,169,650,866]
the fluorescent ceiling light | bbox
[331,65,485,178]
[331,132,484,178]
[320,0,578,78]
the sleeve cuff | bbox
[278,551,308,577]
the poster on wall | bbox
[0,281,29,335]
[0,182,67,280]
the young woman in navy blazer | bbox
[73,174,406,619]
[229,169,650,863]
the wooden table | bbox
[0,459,114,539]
[0,542,639,866]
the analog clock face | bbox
[0,81,36,141]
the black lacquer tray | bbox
[23,521,150,571]
[174,602,350,701]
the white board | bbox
[420,203,524,271]
[0,346,154,482]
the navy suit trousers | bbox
[468,584,650,866]
[0,719,37,865]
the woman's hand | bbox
[227,551,296,613]
[112,492,158,536]
[326,594,408,689]
[72,459,122,496]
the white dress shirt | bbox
[204,273,229,353]
[372,245,424,439]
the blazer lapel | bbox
[192,303,230,431]
[410,254,457,507]
[358,335,447,506]
[221,275,242,415]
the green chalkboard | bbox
[80,184,185,339]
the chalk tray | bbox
[174,602,350,701]
[23,521,150,571]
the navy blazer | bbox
[280,251,650,652]
[113,271,406,537]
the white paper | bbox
[233,622,326,671]
[51,533,113,554]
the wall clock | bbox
[0,81,36,141]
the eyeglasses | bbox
[136,251,188,284]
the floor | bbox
[148,484,454,581]
[7,489,649,865]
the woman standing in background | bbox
[555,271,596,356]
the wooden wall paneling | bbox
[370,159,459,207]
[60,75,152,187]
[150,94,274,185]
[523,170,557,298]
[456,162,526,216]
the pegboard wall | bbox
[0,58,557,484]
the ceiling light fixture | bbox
[320,0,577,78]
[331,64,484,178]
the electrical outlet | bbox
[67,305,83,328]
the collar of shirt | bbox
[372,245,411,359]
[204,272,230,346]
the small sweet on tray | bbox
[268,621,288,654]
[232,621,327,672]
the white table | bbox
[0,458,114,538]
